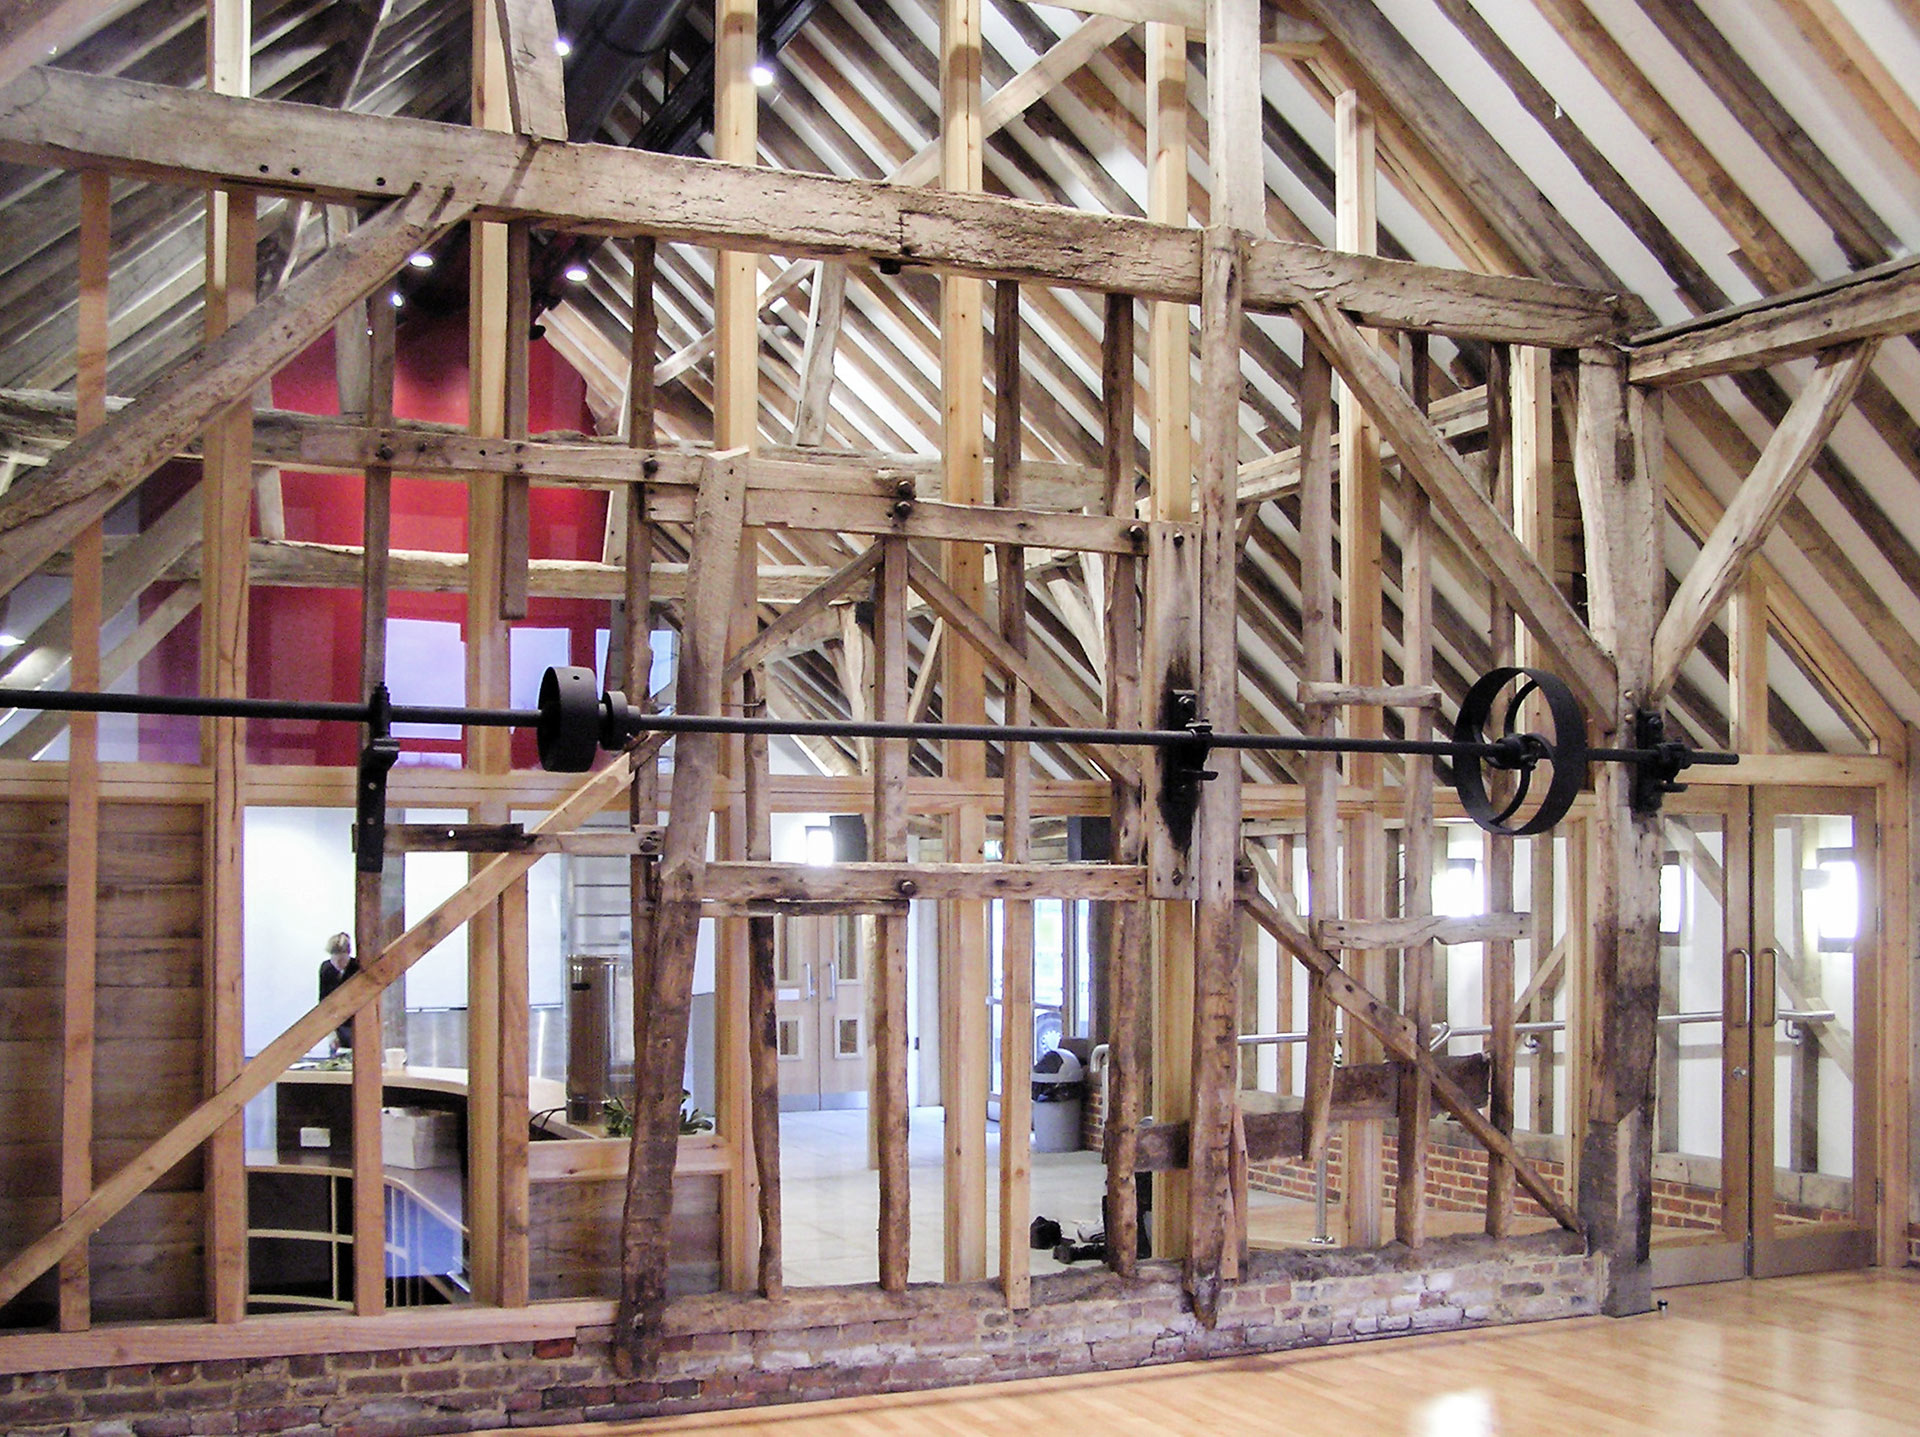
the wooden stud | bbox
[1572,349,1664,1316]
[1395,332,1435,1250]
[617,453,748,1368]
[1101,290,1146,1278]
[742,676,783,1299]
[1483,342,1516,1238]
[489,0,568,141]
[939,0,990,1286]
[57,165,109,1332]
[497,219,533,621]
[1185,228,1246,1322]
[1297,338,1337,1165]
[791,262,847,447]
[869,537,911,1292]
[1333,89,1385,1251]
[993,280,1033,1310]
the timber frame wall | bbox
[0,0,1914,1419]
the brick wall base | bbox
[0,1233,1600,1436]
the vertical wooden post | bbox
[1395,334,1435,1249]
[1298,340,1338,1163]
[1728,572,1769,755]
[1333,87,1385,1250]
[1144,14,1195,1263]
[993,280,1034,1310]
[619,453,749,1369]
[58,166,109,1332]
[498,221,533,621]
[940,0,990,1283]
[743,684,783,1299]
[873,535,912,1292]
[1186,226,1246,1323]
[201,0,254,1324]
[1484,343,1517,1237]
[1101,290,1147,1277]
[713,0,761,1293]
[465,0,512,1307]
[1574,350,1664,1316]
[351,289,396,1318]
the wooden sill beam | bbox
[1630,253,1920,386]
[698,860,1148,903]
[0,66,1630,345]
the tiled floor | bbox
[779,1108,1328,1287]
[778,1109,1552,1285]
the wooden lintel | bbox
[700,860,1147,904]
[1315,912,1531,949]
[1297,681,1443,710]
[1134,1053,1492,1170]
[0,66,1629,345]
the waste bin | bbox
[1031,1047,1086,1152]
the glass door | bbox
[1651,787,1876,1286]
[1750,788,1875,1277]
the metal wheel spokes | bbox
[1451,667,1588,837]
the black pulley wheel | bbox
[1451,667,1587,836]
[537,665,603,772]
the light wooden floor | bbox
[507,1269,1920,1435]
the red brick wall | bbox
[0,1235,1602,1436]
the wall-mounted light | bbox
[563,263,590,284]
[554,36,573,57]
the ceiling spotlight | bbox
[750,61,775,87]
[388,290,405,308]
[554,36,573,57]
[407,251,434,269]
[563,263,590,283]
[0,634,22,649]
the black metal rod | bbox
[0,687,536,729]
[0,685,1740,768]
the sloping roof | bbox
[2,0,1916,769]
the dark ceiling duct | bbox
[558,0,700,141]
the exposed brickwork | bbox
[0,1234,1600,1436]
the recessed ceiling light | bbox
[0,634,22,649]
[750,62,775,87]
[388,291,405,308]
[563,264,590,283]
[554,36,573,57]
[407,251,434,269]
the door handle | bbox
[1755,947,1777,1027]
[1726,947,1750,1028]
[804,961,815,1000]
[825,961,838,1001]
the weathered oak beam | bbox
[0,66,1629,344]
[699,861,1148,903]
[1630,254,1920,385]
[1649,340,1877,703]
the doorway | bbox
[1651,786,1878,1286]
[774,912,869,1111]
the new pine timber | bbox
[0,67,1628,345]
[0,184,468,601]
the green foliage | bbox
[600,1090,713,1138]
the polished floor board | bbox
[507,1269,1920,1435]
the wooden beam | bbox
[1572,349,1664,1315]
[0,744,650,1316]
[872,536,912,1292]
[489,0,566,140]
[1650,341,1877,703]
[1297,338,1337,1166]
[1099,289,1147,1278]
[0,68,1632,344]
[1293,296,1618,718]
[617,453,749,1369]
[701,862,1148,904]
[0,184,465,601]
[790,262,847,447]
[1242,889,1579,1230]
[56,164,108,1330]
[724,544,878,682]
[1630,255,1920,385]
